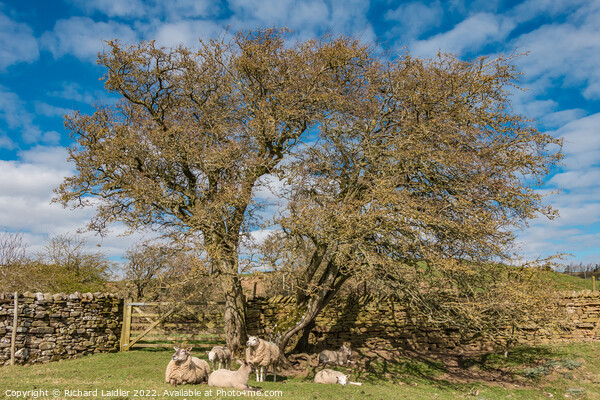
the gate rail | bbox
[120,299,225,351]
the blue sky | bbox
[0,0,598,265]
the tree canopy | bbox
[54,29,562,354]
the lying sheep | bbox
[314,369,362,386]
[246,335,280,382]
[318,344,352,366]
[206,346,232,371]
[208,360,256,390]
[314,369,349,385]
[165,347,210,386]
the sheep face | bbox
[207,351,216,363]
[172,347,192,363]
[336,375,348,386]
[237,359,256,372]
[246,336,260,347]
[341,345,351,358]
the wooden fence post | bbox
[10,292,18,366]
[593,276,596,292]
[120,298,132,351]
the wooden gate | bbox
[120,299,225,351]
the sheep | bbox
[245,335,280,382]
[165,346,210,386]
[206,346,232,371]
[208,360,256,390]
[314,369,362,386]
[314,369,349,385]
[318,344,352,366]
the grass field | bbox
[547,271,598,291]
[1,342,599,400]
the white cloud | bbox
[549,169,600,191]
[148,20,223,48]
[385,1,443,40]
[69,0,216,20]
[552,113,600,170]
[540,109,587,129]
[155,0,217,20]
[510,0,590,23]
[49,82,107,105]
[0,133,16,150]
[0,146,150,258]
[69,0,147,18]
[0,10,39,71]
[0,87,59,145]
[0,87,33,130]
[34,102,74,118]
[41,17,138,62]
[512,6,600,100]
[227,0,373,42]
[409,13,516,57]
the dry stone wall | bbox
[246,291,600,353]
[1,290,598,367]
[0,292,122,366]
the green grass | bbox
[1,342,599,400]
[546,271,598,291]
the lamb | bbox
[314,369,349,385]
[165,346,210,386]
[208,360,256,390]
[314,369,362,386]
[318,344,352,366]
[245,335,280,382]
[206,346,232,371]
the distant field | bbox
[547,271,598,291]
[2,342,599,400]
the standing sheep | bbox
[206,346,232,371]
[208,360,256,390]
[318,344,352,366]
[165,347,210,386]
[245,335,280,382]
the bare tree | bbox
[0,231,29,291]
[124,243,168,300]
[273,53,563,352]
[53,29,371,354]
[39,234,113,293]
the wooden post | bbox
[252,282,257,299]
[10,292,18,366]
[120,298,133,351]
[593,276,596,292]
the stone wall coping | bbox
[0,292,122,301]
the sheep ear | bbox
[186,347,192,352]
[173,346,178,351]
[236,359,243,365]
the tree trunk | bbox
[279,296,325,353]
[279,262,349,354]
[291,318,315,353]
[223,273,247,356]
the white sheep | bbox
[314,369,362,386]
[165,346,210,386]
[208,360,256,390]
[318,344,352,366]
[206,346,232,371]
[245,335,280,382]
